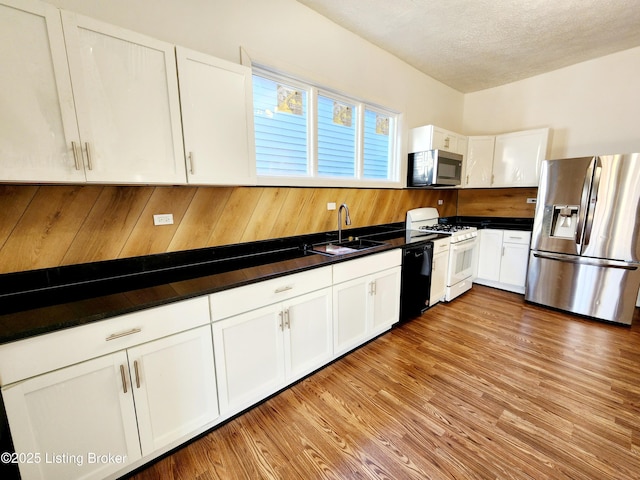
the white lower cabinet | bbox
[1,250,406,479]
[210,267,333,417]
[127,326,219,456]
[2,324,217,480]
[2,352,141,480]
[0,297,217,480]
[333,250,402,356]
[475,229,531,293]
[430,238,450,305]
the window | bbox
[364,108,392,179]
[317,94,356,177]
[253,75,308,176]
[252,68,399,186]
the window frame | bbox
[252,66,401,188]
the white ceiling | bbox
[296,0,640,93]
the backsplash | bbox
[0,185,457,274]
[457,187,538,218]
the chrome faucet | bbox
[337,203,352,243]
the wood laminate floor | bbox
[128,285,640,480]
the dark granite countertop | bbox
[0,223,409,345]
[441,216,534,231]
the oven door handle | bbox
[451,237,477,248]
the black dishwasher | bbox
[399,241,433,323]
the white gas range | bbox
[406,208,478,301]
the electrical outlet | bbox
[327,202,336,211]
[526,198,537,204]
[437,199,444,205]
[153,214,174,225]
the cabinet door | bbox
[0,0,84,182]
[212,305,285,415]
[61,11,186,184]
[430,251,449,305]
[2,352,140,480]
[176,47,256,185]
[477,229,504,281]
[333,277,369,356]
[284,288,332,381]
[492,128,549,187]
[432,126,456,152]
[370,267,401,335]
[500,242,530,287]
[464,136,495,187]
[128,326,219,456]
[456,135,468,157]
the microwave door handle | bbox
[582,157,602,247]
[575,156,595,246]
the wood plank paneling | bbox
[208,187,264,246]
[0,186,101,272]
[0,185,38,249]
[272,188,311,238]
[0,185,459,274]
[241,187,289,242]
[457,187,538,217]
[120,187,197,258]
[61,186,154,265]
[168,187,233,252]
[129,286,640,480]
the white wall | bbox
[463,46,640,159]
[49,0,464,140]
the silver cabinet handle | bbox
[85,142,94,170]
[106,328,142,341]
[275,285,293,294]
[71,141,81,170]
[278,311,284,331]
[188,151,195,175]
[134,360,141,389]
[284,308,290,329]
[120,364,128,393]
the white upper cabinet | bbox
[0,0,187,184]
[0,0,84,182]
[463,128,550,188]
[492,128,549,187]
[61,11,186,184]
[176,47,256,185]
[409,125,467,156]
[463,136,495,188]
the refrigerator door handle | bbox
[532,252,638,270]
[582,157,602,247]
[575,157,595,246]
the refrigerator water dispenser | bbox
[551,205,579,238]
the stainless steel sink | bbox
[311,239,388,256]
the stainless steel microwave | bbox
[407,149,463,187]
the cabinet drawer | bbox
[502,230,531,245]
[210,266,332,320]
[432,237,451,254]
[332,250,402,284]
[0,296,210,386]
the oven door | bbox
[447,236,478,286]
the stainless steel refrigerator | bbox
[526,153,640,325]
